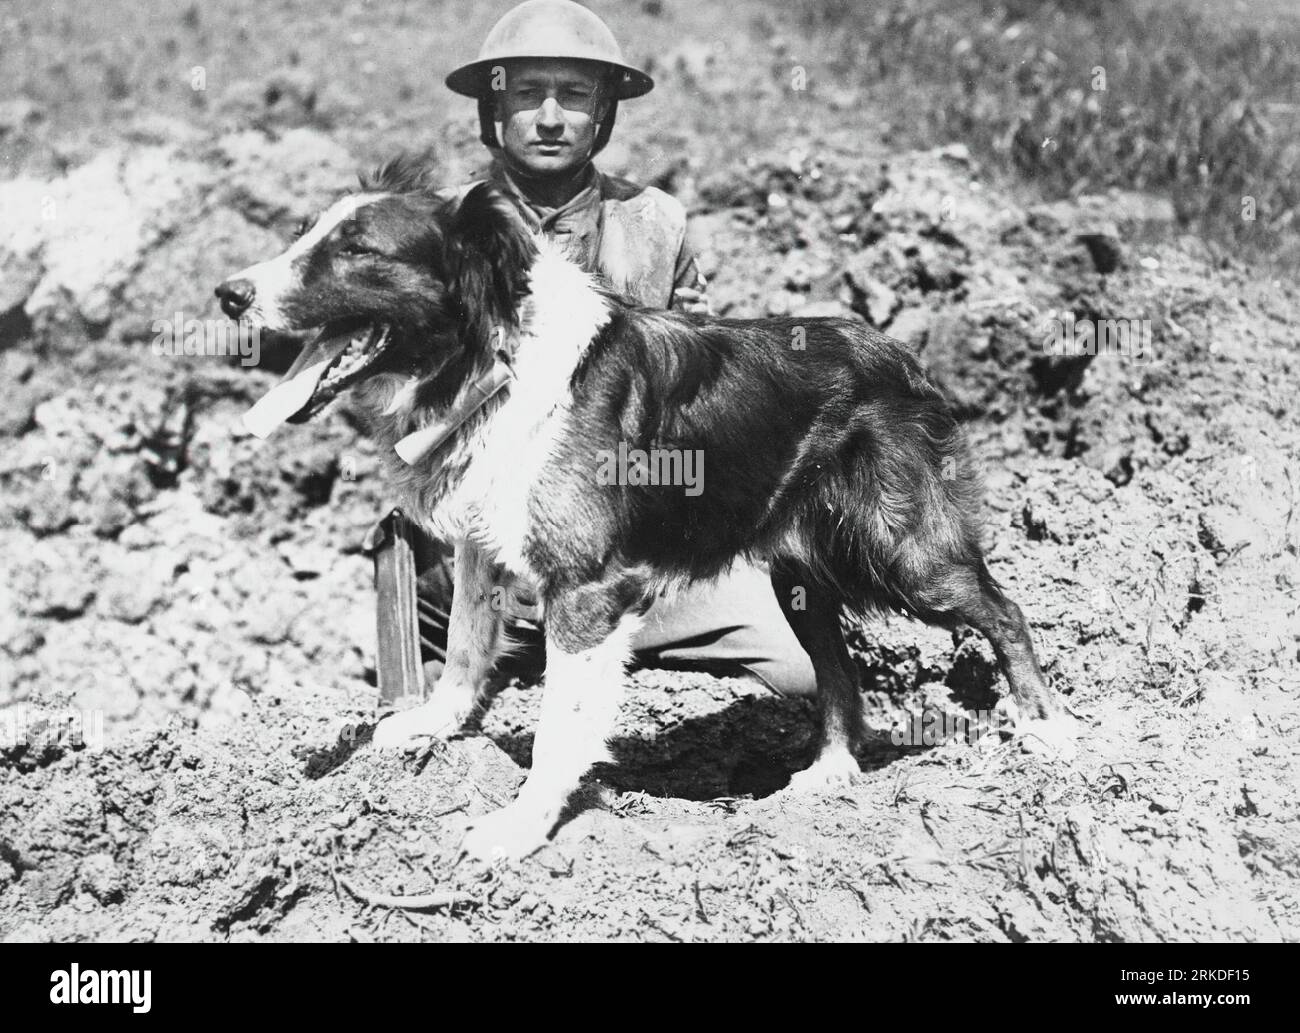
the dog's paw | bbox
[460,804,551,864]
[785,748,861,794]
[1016,714,1081,760]
[372,699,467,750]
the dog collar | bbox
[393,351,516,466]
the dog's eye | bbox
[339,242,373,257]
[294,216,315,239]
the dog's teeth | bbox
[316,326,390,390]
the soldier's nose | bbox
[536,98,564,128]
[216,279,255,318]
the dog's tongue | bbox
[242,330,356,438]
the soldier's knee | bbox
[742,648,818,698]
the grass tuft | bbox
[799,0,1300,266]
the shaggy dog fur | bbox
[217,157,1072,860]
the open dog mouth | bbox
[243,322,392,438]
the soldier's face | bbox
[494,59,607,175]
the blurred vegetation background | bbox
[2,0,1297,268]
[802,0,1300,269]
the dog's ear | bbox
[360,152,440,194]
[445,183,536,335]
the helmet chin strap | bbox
[591,101,617,155]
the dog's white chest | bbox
[412,236,610,577]
[430,393,567,578]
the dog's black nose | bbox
[215,278,255,318]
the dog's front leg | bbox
[461,588,642,863]
[373,539,503,748]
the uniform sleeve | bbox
[669,237,712,315]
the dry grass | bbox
[798,0,1300,268]
[5,0,1296,268]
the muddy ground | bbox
[1,0,1297,941]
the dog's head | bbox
[219,156,536,436]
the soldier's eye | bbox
[560,89,598,113]
[294,216,316,239]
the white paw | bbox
[1016,714,1081,760]
[786,748,860,794]
[372,698,468,750]
[460,804,551,863]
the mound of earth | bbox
[1,108,1296,941]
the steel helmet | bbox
[446,0,654,100]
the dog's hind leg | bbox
[373,540,503,749]
[912,558,1077,756]
[460,576,644,862]
[771,561,863,792]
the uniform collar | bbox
[488,160,604,271]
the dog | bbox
[217,156,1075,861]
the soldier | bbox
[372,0,814,745]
